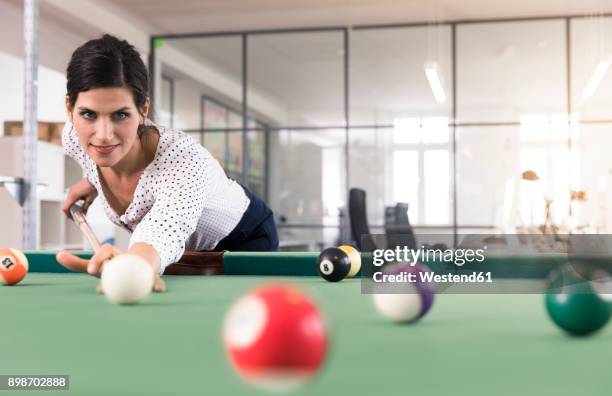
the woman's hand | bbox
[62,178,98,218]
[56,244,123,276]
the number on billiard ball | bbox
[0,248,28,286]
[317,247,351,282]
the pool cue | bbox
[69,203,166,294]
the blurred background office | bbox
[2,0,612,252]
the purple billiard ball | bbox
[372,262,435,323]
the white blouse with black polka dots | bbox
[62,119,250,274]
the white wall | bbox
[0,0,98,132]
[0,51,68,134]
[0,51,25,132]
[173,78,202,130]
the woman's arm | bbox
[56,242,160,276]
[62,178,98,218]
[127,242,161,274]
[129,137,208,274]
[85,241,160,275]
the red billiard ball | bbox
[0,248,28,286]
[223,284,328,391]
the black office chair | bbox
[385,202,417,250]
[348,188,377,252]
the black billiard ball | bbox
[317,247,351,282]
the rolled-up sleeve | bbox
[128,141,208,274]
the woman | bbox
[57,34,278,276]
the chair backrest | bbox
[395,203,410,225]
[348,188,376,251]
[385,202,417,250]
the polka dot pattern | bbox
[62,119,250,274]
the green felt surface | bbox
[1,274,611,396]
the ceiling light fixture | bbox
[582,58,610,99]
[424,61,446,104]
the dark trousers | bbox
[214,187,278,252]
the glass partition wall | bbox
[151,15,612,249]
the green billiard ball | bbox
[545,266,610,336]
[545,292,610,336]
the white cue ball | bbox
[100,254,154,305]
[372,287,422,323]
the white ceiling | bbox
[105,0,612,34]
[101,0,612,128]
[7,0,611,128]
[1,0,103,73]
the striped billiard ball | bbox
[0,248,28,286]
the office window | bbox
[350,26,452,126]
[457,20,566,123]
[248,31,344,127]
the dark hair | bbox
[66,34,149,115]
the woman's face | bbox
[66,87,148,168]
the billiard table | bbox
[1,250,611,396]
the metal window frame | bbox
[148,13,611,242]
[161,74,175,128]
